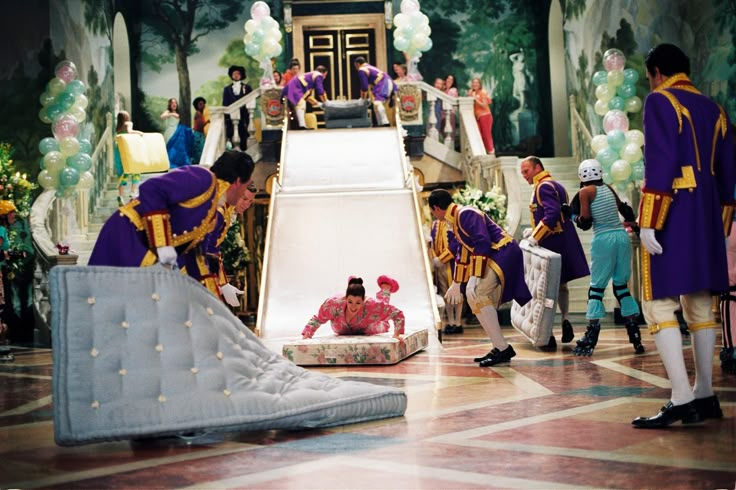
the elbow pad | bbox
[618,201,636,222]
[569,193,581,217]
[575,215,593,231]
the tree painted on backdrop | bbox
[412,15,464,88]
[195,39,261,112]
[140,0,242,127]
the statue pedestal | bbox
[509,108,538,146]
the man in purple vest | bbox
[429,189,532,366]
[632,44,735,428]
[222,66,253,150]
[354,56,397,127]
[520,156,590,349]
[281,65,328,129]
[89,151,255,290]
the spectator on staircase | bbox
[467,77,494,154]
[161,98,193,168]
[113,110,143,206]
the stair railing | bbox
[201,88,262,166]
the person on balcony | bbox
[520,156,590,349]
[281,58,301,86]
[281,65,328,130]
[441,74,458,143]
[302,276,404,339]
[88,151,255,289]
[222,65,253,150]
[354,56,397,127]
[568,159,644,356]
[632,44,735,429]
[467,77,494,154]
[161,98,193,168]
[429,189,531,367]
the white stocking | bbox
[478,305,508,351]
[691,328,716,399]
[558,283,569,319]
[296,108,307,128]
[654,327,694,405]
[373,102,389,126]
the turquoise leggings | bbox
[586,229,640,320]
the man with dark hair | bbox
[281,65,328,129]
[353,56,397,127]
[428,189,531,366]
[222,65,253,150]
[632,43,735,428]
[520,156,590,349]
[89,150,255,289]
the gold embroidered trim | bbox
[656,90,684,134]
[648,320,681,334]
[119,199,144,230]
[491,235,512,250]
[470,255,487,277]
[641,246,653,301]
[140,250,158,267]
[179,175,217,209]
[723,205,736,237]
[672,166,697,189]
[639,191,673,230]
[145,212,172,248]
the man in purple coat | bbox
[430,217,463,334]
[354,56,397,127]
[222,66,253,150]
[521,156,590,348]
[632,44,736,429]
[281,66,328,129]
[429,189,532,366]
[89,151,255,291]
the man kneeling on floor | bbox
[429,190,532,366]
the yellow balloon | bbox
[625,96,643,113]
[59,136,80,157]
[607,70,624,87]
[621,142,643,163]
[625,129,644,146]
[595,84,613,102]
[591,134,609,153]
[594,99,609,116]
[610,159,632,182]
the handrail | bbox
[201,89,262,166]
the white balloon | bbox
[400,0,420,14]
[394,12,409,28]
[250,1,270,20]
[625,129,645,147]
[591,134,609,154]
[244,19,258,33]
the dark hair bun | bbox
[348,276,363,286]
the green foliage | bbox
[219,39,263,89]
[416,15,465,85]
[560,0,588,22]
[82,0,114,41]
[221,219,251,276]
[140,94,168,133]
[453,185,508,229]
[0,143,37,219]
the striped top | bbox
[590,185,622,234]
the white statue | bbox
[510,50,532,110]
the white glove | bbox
[157,246,178,267]
[444,281,463,305]
[520,237,537,248]
[466,276,479,303]
[522,228,532,239]
[220,283,244,307]
[315,101,325,109]
[432,257,443,268]
[640,228,663,255]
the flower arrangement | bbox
[220,219,251,276]
[453,185,508,229]
[0,143,36,218]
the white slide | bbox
[258,127,441,352]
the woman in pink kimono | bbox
[302,276,404,339]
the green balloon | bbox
[59,167,80,187]
[39,137,60,155]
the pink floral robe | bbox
[302,290,405,337]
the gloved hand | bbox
[220,283,244,307]
[315,101,325,109]
[157,246,178,267]
[640,228,663,255]
[466,276,479,303]
[432,257,444,268]
[444,281,463,305]
[520,237,537,248]
[522,228,532,239]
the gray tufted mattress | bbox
[51,266,407,446]
[510,241,562,347]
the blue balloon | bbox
[592,70,608,86]
[39,137,60,155]
[66,152,93,172]
[616,82,636,99]
[596,147,619,167]
[606,129,626,151]
[59,167,80,187]
[46,104,65,122]
[57,92,76,111]
[608,96,625,111]
[78,138,92,155]
[623,68,639,85]
[65,79,86,96]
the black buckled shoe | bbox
[443,325,458,334]
[479,345,516,367]
[561,319,574,343]
[454,324,464,334]
[693,395,723,420]
[632,400,702,429]
[474,348,498,363]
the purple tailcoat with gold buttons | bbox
[529,171,590,284]
[89,166,221,278]
[446,204,532,306]
[638,74,736,300]
[282,71,326,107]
[357,63,396,102]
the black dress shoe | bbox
[561,319,574,343]
[479,345,516,367]
[539,335,557,351]
[693,395,723,420]
[474,348,498,363]
[443,325,458,334]
[632,400,702,428]
[454,324,464,334]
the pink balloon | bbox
[55,61,78,83]
[53,115,80,140]
[603,48,626,72]
[603,110,630,134]
[250,1,270,20]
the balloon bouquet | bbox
[392,0,433,81]
[243,1,283,88]
[37,61,94,198]
[587,49,645,196]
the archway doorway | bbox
[112,12,131,115]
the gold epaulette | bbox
[723,202,736,237]
[143,210,173,248]
[638,189,673,230]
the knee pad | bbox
[588,286,605,303]
[612,283,631,303]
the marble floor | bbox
[1,315,735,489]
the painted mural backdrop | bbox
[415,0,553,155]
[562,0,736,139]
